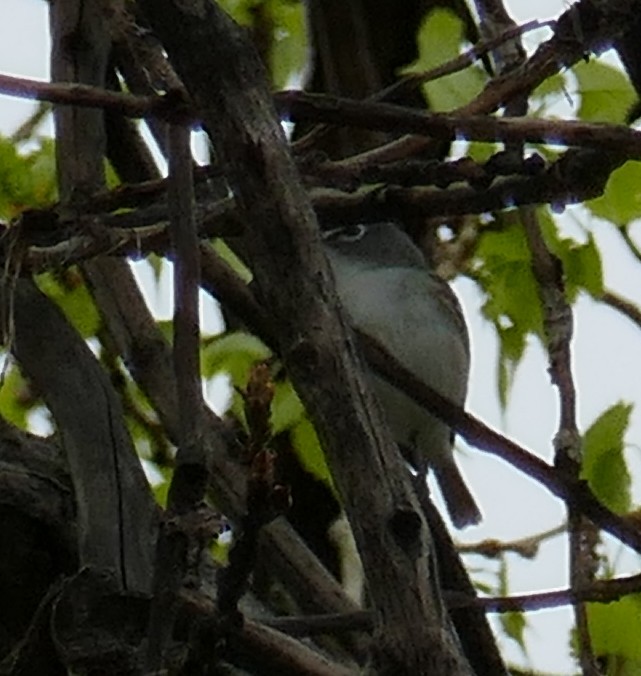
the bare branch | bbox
[264,568,641,626]
[307,0,633,168]
[602,289,641,330]
[167,121,206,482]
[0,72,187,123]
[145,121,208,671]
[358,332,641,554]
[520,205,597,670]
[47,0,156,596]
[279,92,641,157]
[458,524,567,559]
[138,1,476,672]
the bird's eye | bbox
[322,224,367,243]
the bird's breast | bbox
[334,268,469,390]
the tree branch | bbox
[47,0,156,595]
[137,1,475,672]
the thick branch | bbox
[96,90,364,641]
[167,122,207,489]
[3,280,157,590]
[48,0,156,593]
[138,1,473,672]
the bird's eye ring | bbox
[322,224,367,243]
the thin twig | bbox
[145,122,207,672]
[475,570,641,613]
[520,206,596,672]
[262,569,641,633]
[4,72,641,160]
[301,0,632,171]
[357,331,641,554]
[0,72,188,122]
[9,101,51,143]
[167,121,206,482]
[292,17,552,154]
[602,289,641,330]
[192,249,641,557]
[8,195,236,271]
[458,524,566,559]
[375,20,550,102]
[277,92,641,158]
[621,225,641,265]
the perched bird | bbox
[323,222,481,528]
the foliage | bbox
[37,269,101,339]
[218,0,308,89]
[581,402,632,515]
[587,161,641,226]
[588,595,641,667]
[404,8,487,112]
[498,556,527,654]
[201,330,334,488]
[0,134,56,219]
[473,212,544,404]
[573,60,637,125]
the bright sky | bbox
[2,1,640,673]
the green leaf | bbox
[118,375,172,464]
[474,208,605,404]
[211,531,231,566]
[586,161,641,226]
[495,326,524,409]
[472,214,543,405]
[216,0,262,26]
[538,209,604,300]
[474,216,543,336]
[466,140,498,164]
[603,655,641,675]
[290,416,334,492]
[266,0,308,89]
[201,330,276,430]
[0,364,30,429]
[104,158,121,190]
[0,135,57,219]
[146,254,165,287]
[497,556,527,653]
[581,402,633,514]
[199,328,335,491]
[403,8,486,112]
[531,72,568,107]
[200,329,335,491]
[151,466,172,509]
[36,270,101,339]
[213,239,252,283]
[559,232,603,299]
[502,611,527,654]
[215,0,307,89]
[155,320,173,345]
[271,378,305,434]
[573,60,636,124]
[201,331,271,383]
[588,595,641,662]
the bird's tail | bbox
[433,462,482,529]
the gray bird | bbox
[323,222,481,528]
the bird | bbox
[322,222,481,528]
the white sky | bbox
[1,0,640,673]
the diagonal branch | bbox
[137,1,475,672]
